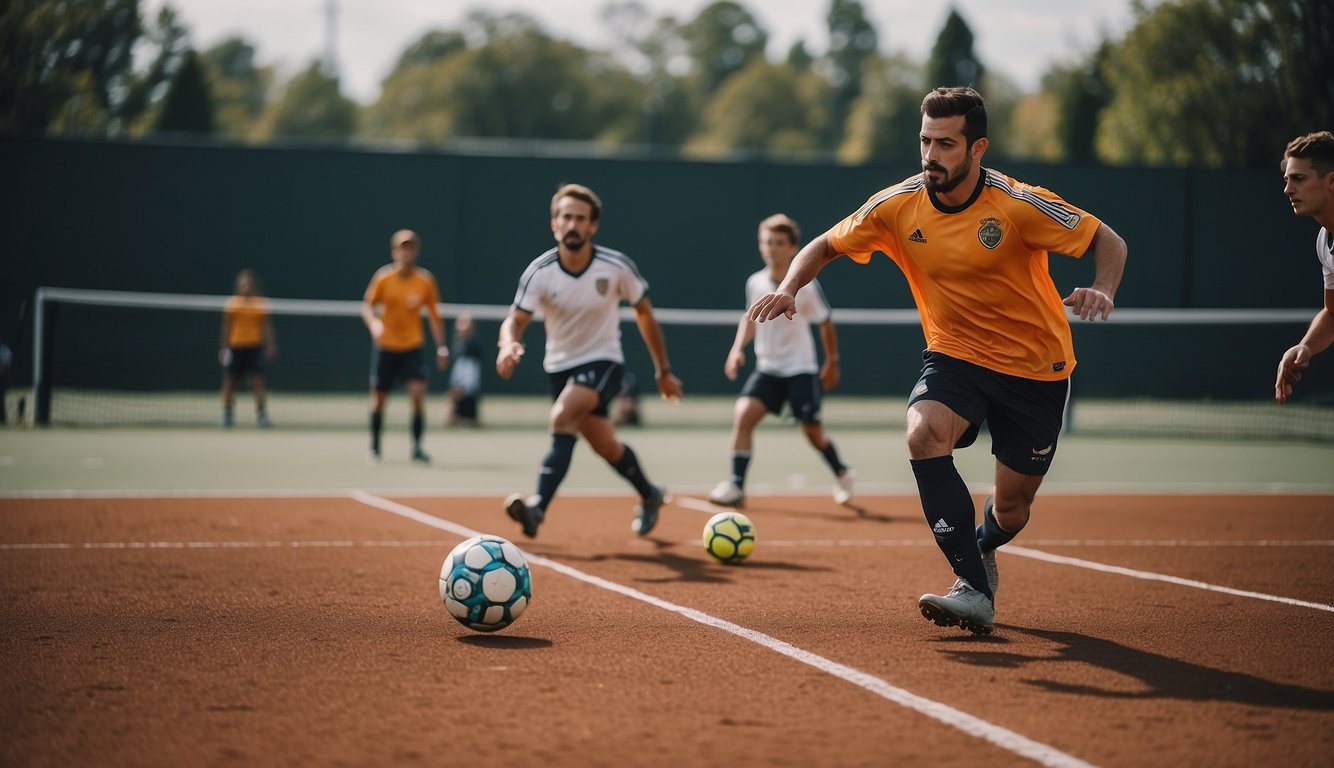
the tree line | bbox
[2,0,1330,168]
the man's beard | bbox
[562,232,586,250]
[923,158,970,194]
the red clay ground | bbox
[2,493,1332,767]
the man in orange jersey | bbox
[219,269,277,428]
[1275,131,1334,404]
[749,86,1127,635]
[361,229,448,464]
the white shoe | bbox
[366,449,381,465]
[833,467,856,506]
[709,480,744,508]
[918,578,995,635]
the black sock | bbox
[612,443,655,498]
[535,433,577,511]
[976,497,1018,553]
[370,411,383,452]
[730,451,751,488]
[818,439,846,476]
[411,410,424,448]
[910,456,991,601]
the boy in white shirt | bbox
[710,214,855,508]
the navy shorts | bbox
[548,360,624,418]
[741,371,822,423]
[371,347,428,391]
[907,351,1070,476]
[225,346,264,377]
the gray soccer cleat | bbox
[918,578,995,635]
[632,485,666,536]
[505,493,544,538]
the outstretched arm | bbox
[723,315,755,381]
[747,233,842,322]
[1276,288,1334,404]
[1063,222,1127,321]
[496,308,532,380]
[633,297,683,402]
[817,318,840,391]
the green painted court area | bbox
[2,396,1330,496]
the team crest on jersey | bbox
[978,217,1003,249]
[595,277,609,296]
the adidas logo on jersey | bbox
[909,229,928,243]
[932,518,954,534]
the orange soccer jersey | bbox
[224,295,270,349]
[364,266,441,352]
[828,168,1101,380]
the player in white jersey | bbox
[1276,131,1334,404]
[709,214,855,509]
[497,183,684,538]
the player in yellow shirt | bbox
[219,269,276,428]
[361,229,448,464]
[749,87,1127,634]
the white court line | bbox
[1004,545,1334,614]
[350,489,1095,768]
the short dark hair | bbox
[758,213,800,244]
[1282,131,1334,176]
[921,86,988,147]
[551,183,602,221]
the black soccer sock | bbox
[818,440,847,476]
[534,433,577,511]
[910,456,992,601]
[370,411,383,453]
[976,497,1019,553]
[730,451,752,488]
[411,410,424,448]
[611,443,655,498]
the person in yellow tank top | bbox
[361,229,448,464]
[749,86,1128,635]
[219,269,276,428]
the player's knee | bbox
[990,499,1031,533]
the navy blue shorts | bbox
[908,351,1070,476]
[741,371,822,423]
[225,346,264,377]
[371,347,427,391]
[548,360,624,418]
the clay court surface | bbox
[3,488,1332,767]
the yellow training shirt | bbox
[224,295,270,349]
[364,265,441,352]
[828,168,1100,380]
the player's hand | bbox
[656,370,683,404]
[436,345,450,371]
[496,341,523,380]
[218,349,230,367]
[1275,344,1311,404]
[724,349,745,381]
[820,359,840,391]
[747,291,796,323]
[1063,287,1115,321]
[369,318,384,340]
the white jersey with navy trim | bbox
[1317,228,1334,290]
[745,270,832,377]
[512,244,649,372]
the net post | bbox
[32,288,53,426]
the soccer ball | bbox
[703,511,755,564]
[440,535,532,632]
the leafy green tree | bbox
[255,60,356,141]
[153,48,214,134]
[381,30,466,82]
[925,8,984,89]
[200,37,271,139]
[822,0,878,148]
[1096,0,1325,167]
[679,2,768,97]
[838,52,923,163]
[689,59,830,157]
[786,40,813,73]
[0,0,144,135]
[600,1,697,147]
[1052,41,1113,163]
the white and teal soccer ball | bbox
[703,511,755,564]
[440,535,532,632]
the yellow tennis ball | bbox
[703,511,755,564]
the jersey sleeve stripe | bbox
[852,179,923,224]
[984,171,1083,229]
[514,251,559,308]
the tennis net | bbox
[22,287,1333,441]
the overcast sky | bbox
[146,0,1142,104]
